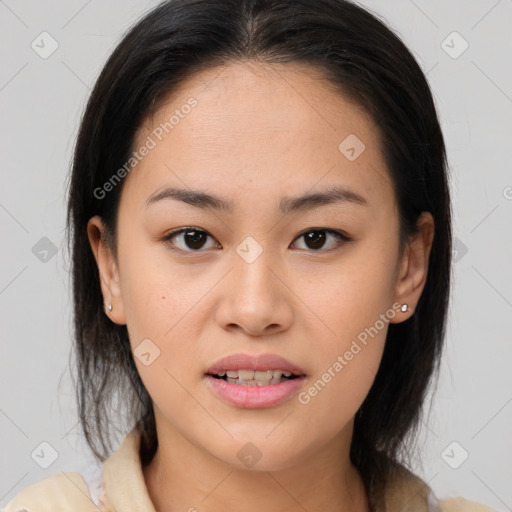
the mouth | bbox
[204,352,307,408]
[205,352,306,386]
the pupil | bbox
[305,230,325,250]
[185,230,206,249]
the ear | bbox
[389,211,435,323]
[87,215,127,325]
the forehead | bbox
[125,60,392,212]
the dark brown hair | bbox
[65,1,452,510]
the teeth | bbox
[255,370,273,380]
[238,369,254,380]
[217,369,298,385]
[227,377,272,386]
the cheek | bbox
[119,251,202,413]
[298,239,398,409]
[293,311,389,456]
[117,240,215,397]
[117,237,193,336]
[312,242,398,342]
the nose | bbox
[214,249,294,337]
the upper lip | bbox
[206,352,306,376]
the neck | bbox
[142,417,369,512]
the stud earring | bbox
[107,303,113,312]
[400,304,408,312]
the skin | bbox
[88,60,434,512]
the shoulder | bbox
[383,462,499,512]
[2,466,104,512]
[438,497,500,512]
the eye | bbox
[291,228,352,251]
[162,227,219,252]
[161,227,352,253]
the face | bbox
[88,60,433,472]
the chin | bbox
[210,436,307,473]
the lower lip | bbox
[205,375,306,409]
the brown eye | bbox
[292,229,351,251]
[304,230,327,250]
[163,227,218,252]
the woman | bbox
[3,0,498,511]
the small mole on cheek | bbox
[161,296,166,300]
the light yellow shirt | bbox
[2,428,498,512]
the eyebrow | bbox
[145,185,368,214]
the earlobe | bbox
[86,215,127,325]
[389,212,435,323]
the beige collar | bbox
[100,428,157,511]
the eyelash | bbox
[161,226,353,254]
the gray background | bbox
[1,0,511,509]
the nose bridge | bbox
[233,234,278,298]
[215,233,292,335]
